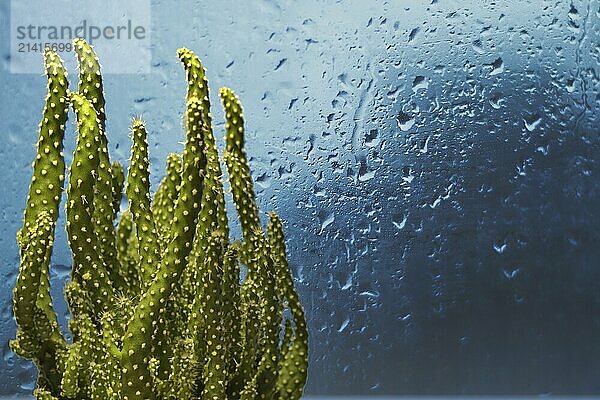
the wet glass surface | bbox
[1,0,599,396]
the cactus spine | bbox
[12,39,308,400]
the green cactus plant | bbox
[12,38,308,400]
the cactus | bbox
[12,39,308,400]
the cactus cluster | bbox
[12,38,308,400]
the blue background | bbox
[1,0,599,396]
